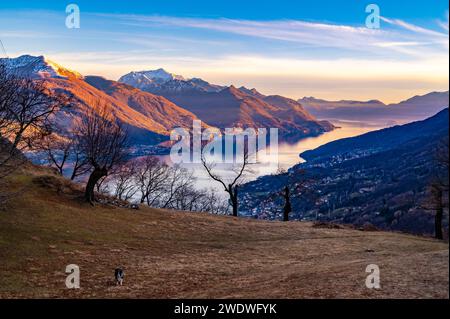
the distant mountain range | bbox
[119,68,335,139]
[1,56,207,144]
[300,91,449,125]
[1,55,334,145]
[300,97,386,109]
[240,109,449,235]
[2,55,447,150]
[300,106,450,162]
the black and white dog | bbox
[114,268,124,286]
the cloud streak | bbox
[1,9,448,103]
[106,14,448,59]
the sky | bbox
[0,0,448,103]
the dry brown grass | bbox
[0,169,448,299]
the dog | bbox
[114,268,124,286]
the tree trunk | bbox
[283,186,291,222]
[70,159,79,181]
[232,198,238,217]
[435,188,444,240]
[229,184,239,217]
[11,129,24,151]
[84,167,107,204]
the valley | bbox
[240,109,449,236]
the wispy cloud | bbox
[1,9,448,103]
[437,11,449,31]
[380,16,447,37]
[105,14,448,59]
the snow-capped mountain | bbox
[2,55,335,141]
[119,69,224,94]
[0,55,83,79]
[0,55,211,145]
[120,68,335,138]
[120,68,185,85]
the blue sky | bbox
[1,0,448,23]
[0,0,448,102]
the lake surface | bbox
[159,120,386,192]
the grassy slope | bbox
[0,167,448,299]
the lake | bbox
[158,120,386,192]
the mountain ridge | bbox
[0,54,83,79]
[119,68,335,139]
[300,91,449,124]
[119,69,224,94]
[300,108,449,161]
[0,55,212,146]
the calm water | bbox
[159,121,385,192]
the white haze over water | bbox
[158,121,384,193]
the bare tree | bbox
[75,104,128,204]
[1,66,18,170]
[4,77,68,151]
[426,137,449,239]
[1,64,68,154]
[197,188,230,214]
[0,65,15,138]
[434,136,449,192]
[1,64,20,205]
[134,156,170,206]
[256,168,309,221]
[69,143,90,181]
[171,185,203,211]
[95,175,110,196]
[282,169,309,221]
[38,133,89,180]
[201,150,250,217]
[1,63,67,204]
[282,186,292,221]
[109,161,139,201]
[0,138,22,206]
[39,134,70,175]
[132,156,229,214]
[430,184,445,240]
[160,165,196,209]
[133,157,195,210]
